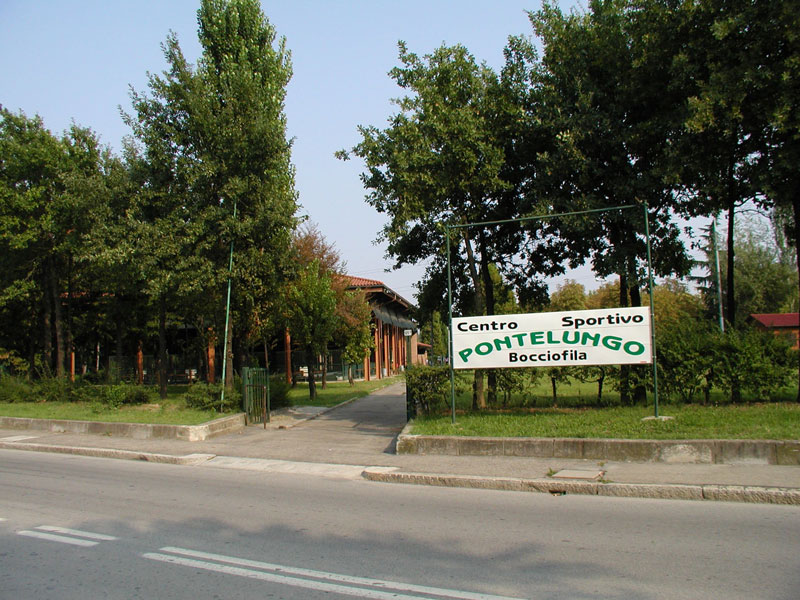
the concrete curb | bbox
[0,413,245,441]
[0,439,215,465]
[396,427,800,466]
[361,468,800,505]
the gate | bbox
[242,367,270,426]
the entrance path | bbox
[182,382,409,465]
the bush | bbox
[0,374,34,403]
[101,383,152,409]
[405,365,450,416]
[184,383,240,413]
[267,374,291,409]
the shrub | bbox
[405,365,450,416]
[267,374,291,409]
[101,383,152,409]
[184,383,240,413]
[0,374,34,403]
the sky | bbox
[2,0,584,305]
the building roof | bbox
[343,275,416,311]
[750,313,800,328]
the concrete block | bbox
[457,437,504,456]
[776,441,800,466]
[715,440,776,465]
[394,434,419,454]
[553,438,584,459]
[703,485,800,505]
[503,438,554,457]
[658,441,713,464]
[599,483,704,501]
[417,436,460,455]
[582,439,659,462]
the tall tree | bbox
[125,0,298,396]
[0,109,110,378]
[340,42,557,408]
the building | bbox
[345,276,423,380]
[749,313,800,350]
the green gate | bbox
[242,367,270,426]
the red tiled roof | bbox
[344,275,384,288]
[750,313,800,328]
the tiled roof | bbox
[750,313,800,328]
[344,275,384,288]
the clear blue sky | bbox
[1,1,579,302]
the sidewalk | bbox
[2,382,799,504]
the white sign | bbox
[452,307,652,370]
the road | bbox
[2,449,798,599]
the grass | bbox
[412,403,800,440]
[0,377,403,425]
[0,398,219,425]
[286,376,403,408]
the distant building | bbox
[749,313,800,349]
[344,276,423,379]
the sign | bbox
[404,329,413,337]
[452,307,652,370]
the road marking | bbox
[145,547,525,600]
[17,526,117,547]
[35,526,117,541]
[19,530,99,547]
[0,435,38,442]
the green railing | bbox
[242,367,270,426]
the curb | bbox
[396,427,800,466]
[361,468,800,505]
[0,439,215,465]
[0,413,245,441]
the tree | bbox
[340,42,559,409]
[0,109,110,379]
[335,290,373,385]
[285,260,337,400]
[124,0,298,396]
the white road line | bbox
[18,530,98,547]
[145,552,442,600]
[153,546,526,600]
[35,526,117,541]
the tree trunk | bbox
[479,231,497,405]
[48,259,65,378]
[618,272,631,405]
[726,195,736,327]
[792,195,800,402]
[462,228,486,410]
[306,349,317,401]
[158,296,168,399]
[42,274,52,376]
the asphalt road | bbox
[2,449,799,599]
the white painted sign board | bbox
[452,307,652,370]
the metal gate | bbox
[242,367,270,426]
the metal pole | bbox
[446,225,456,424]
[220,201,237,410]
[643,202,659,418]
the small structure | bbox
[345,276,421,379]
[749,313,800,349]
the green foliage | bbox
[0,374,34,403]
[405,365,451,416]
[183,383,240,413]
[101,383,153,409]
[267,374,291,409]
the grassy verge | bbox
[412,403,800,440]
[0,377,403,425]
[287,376,403,408]
[0,399,219,425]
